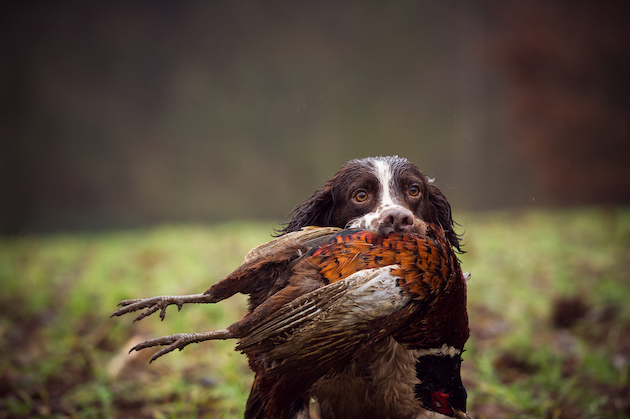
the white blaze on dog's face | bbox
[345,158,427,235]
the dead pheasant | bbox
[112,225,471,419]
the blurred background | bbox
[2,0,628,234]
[2,2,630,418]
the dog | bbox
[263,155,464,418]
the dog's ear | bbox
[277,184,336,236]
[426,182,463,253]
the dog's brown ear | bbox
[277,184,336,236]
[426,182,463,253]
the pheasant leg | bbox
[111,293,215,323]
[130,329,234,363]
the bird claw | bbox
[129,329,234,363]
[130,333,191,363]
[111,293,213,323]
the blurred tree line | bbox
[1,0,628,234]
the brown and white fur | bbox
[276,156,462,418]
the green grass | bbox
[459,208,630,418]
[1,209,629,418]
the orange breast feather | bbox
[307,227,457,301]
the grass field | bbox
[1,208,629,418]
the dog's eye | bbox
[354,190,368,202]
[409,185,420,197]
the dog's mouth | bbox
[378,219,427,236]
[348,217,428,236]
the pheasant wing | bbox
[203,227,344,304]
[237,264,410,369]
[243,226,342,263]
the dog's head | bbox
[280,156,462,252]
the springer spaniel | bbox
[280,155,461,252]
[267,156,463,418]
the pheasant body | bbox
[235,227,469,343]
[112,225,471,419]
[228,226,469,417]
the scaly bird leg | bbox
[111,293,216,323]
[131,329,235,363]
